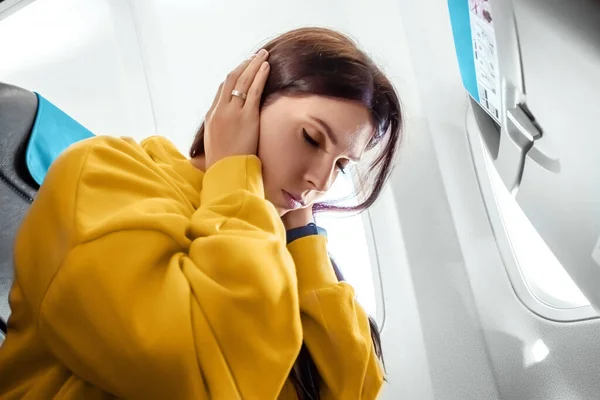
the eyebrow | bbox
[309,116,337,145]
[309,116,360,162]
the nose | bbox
[306,161,335,193]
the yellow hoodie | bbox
[0,136,383,399]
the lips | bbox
[282,190,304,210]
[287,192,305,205]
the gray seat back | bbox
[0,82,39,335]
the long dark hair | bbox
[190,27,402,399]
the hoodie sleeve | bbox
[15,137,302,399]
[287,235,384,399]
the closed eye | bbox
[303,129,319,147]
[303,129,347,174]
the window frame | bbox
[363,208,387,329]
[465,104,598,322]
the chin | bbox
[271,206,284,217]
[263,189,286,217]
[278,208,292,217]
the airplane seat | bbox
[0,83,38,339]
[0,82,94,340]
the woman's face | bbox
[258,95,374,216]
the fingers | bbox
[244,61,270,109]
[231,49,269,103]
[219,57,254,105]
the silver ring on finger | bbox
[231,89,247,101]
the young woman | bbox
[0,27,402,399]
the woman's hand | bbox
[204,49,270,170]
[281,205,315,230]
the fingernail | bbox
[259,48,268,57]
[261,61,269,71]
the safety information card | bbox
[469,0,501,123]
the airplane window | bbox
[314,172,378,318]
[481,144,591,310]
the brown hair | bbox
[191,27,402,399]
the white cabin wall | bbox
[380,114,501,400]
[0,0,155,139]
